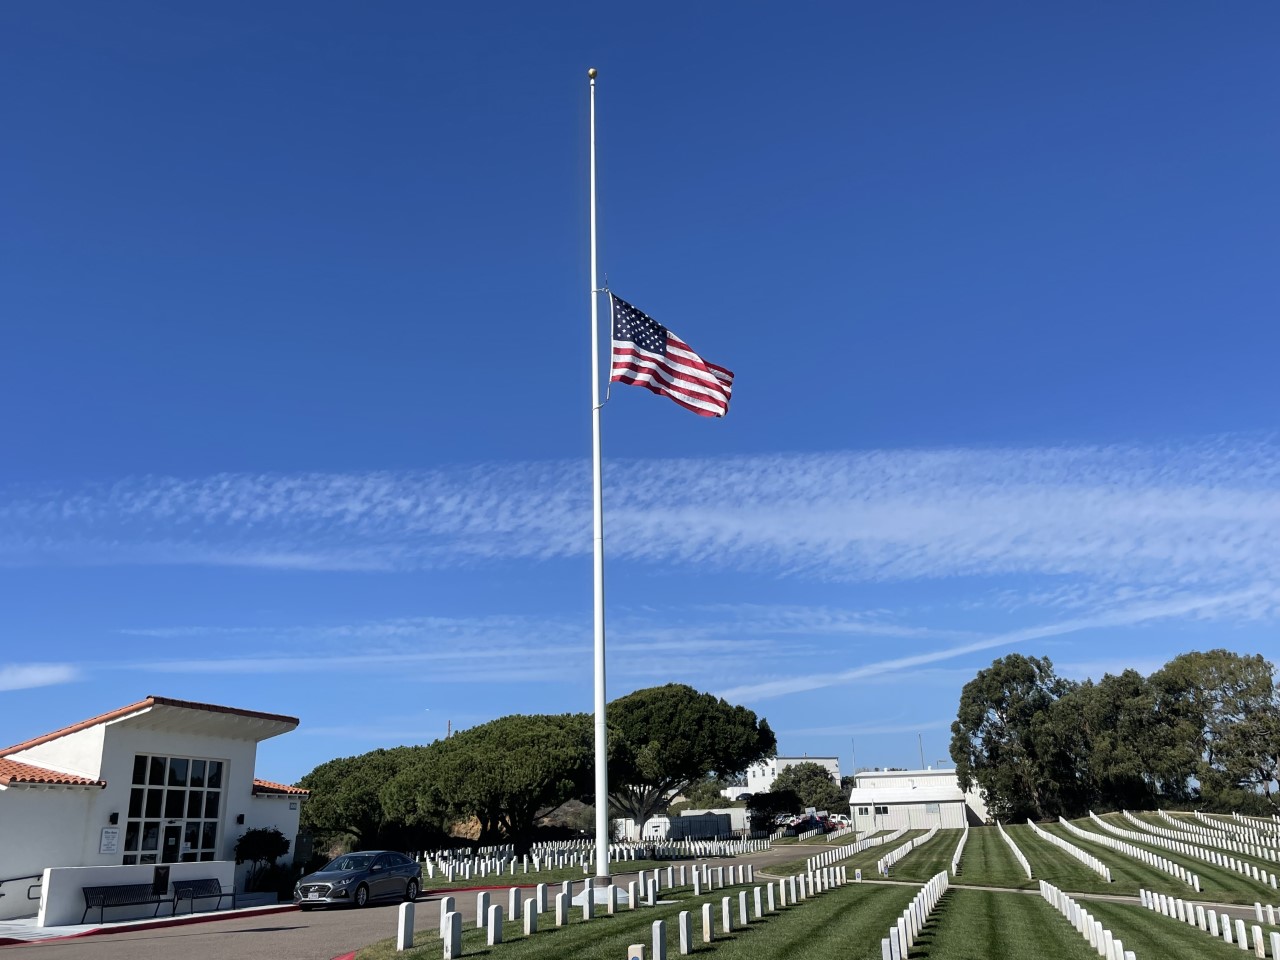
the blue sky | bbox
[1,3,1278,786]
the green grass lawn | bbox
[885,829,965,883]
[418,860,672,892]
[1084,898,1267,958]
[767,830,926,879]
[910,888,1098,960]
[1055,817,1274,905]
[943,827,1034,889]
[355,878,918,959]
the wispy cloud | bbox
[720,584,1280,702]
[0,436,1277,591]
[0,663,81,691]
[782,718,953,737]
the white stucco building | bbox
[745,756,841,795]
[0,695,307,922]
[848,767,988,831]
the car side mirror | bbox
[370,865,382,872]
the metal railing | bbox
[0,873,43,902]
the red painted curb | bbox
[0,904,299,948]
[329,953,357,960]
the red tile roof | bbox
[0,696,300,757]
[252,778,310,796]
[0,757,105,788]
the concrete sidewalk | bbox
[0,903,297,946]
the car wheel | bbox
[354,884,370,908]
[405,879,419,902]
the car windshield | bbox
[322,854,376,872]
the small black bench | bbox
[173,878,236,914]
[80,883,172,924]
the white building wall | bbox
[746,756,841,794]
[98,725,260,866]
[849,800,966,832]
[9,726,107,781]
[0,787,96,921]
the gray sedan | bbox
[294,851,422,909]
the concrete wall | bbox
[239,794,304,891]
[850,800,966,832]
[0,787,97,921]
[39,860,235,927]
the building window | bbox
[123,754,224,865]
[925,803,940,814]
[857,807,870,816]
[874,805,889,815]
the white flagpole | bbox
[587,66,610,882]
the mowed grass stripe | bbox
[356,880,917,960]
[949,826,1035,890]
[1084,898,1260,959]
[769,829,927,878]
[911,888,1099,960]
[1005,824,1130,895]
[889,829,965,882]
[1063,817,1273,903]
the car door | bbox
[370,854,396,899]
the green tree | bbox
[1152,649,1278,800]
[771,762,846,813]
[233,827,290,892]
[298,746,429,849]
[680,776,731,807]
[950,654,1076,821]
[382,713,594,857]
[607,684,776,828]
[746,789,801,833]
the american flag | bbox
[609,295,735,418]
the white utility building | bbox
[848,768,988,831]
[0,695,307,925]
[745,755,841,795]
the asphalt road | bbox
[4,840,1257,960]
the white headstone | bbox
[487,904,504,945]
[524,898,538,936]
[652,919,668,960]
[555,891,569,927]
[721,896,732,934]
[396,901,414,951]
[476,891,490,929]
[443,911,463,960]
[439,896,456,936]
[701,902,714,943]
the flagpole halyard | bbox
[588,66,611,882]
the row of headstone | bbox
[826,824,856,843]
[1233,811,1280,838]
[1025,819,1109,880]
[880,871,948,960]
[1197,810,1280,849]
[1150,809,1277,860]
[795,827,822,841]
[1101,810,1277,885]
[805,826,908,875]
[1057,817,1197,888]
[996,822,1032,879]
[950,825,970,876]
[1039,880,1135,960]
[876,824,941,876]
[1141,888,1279,958]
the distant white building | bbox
[746,755,841,795]
[848,767,988,831]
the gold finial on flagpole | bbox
[588,67,597,79]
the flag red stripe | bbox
[610,353,732,414]
[610,371,726,417]
[611,342,735,399]
[610,355,731,406]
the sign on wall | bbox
[99,827,121,855]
